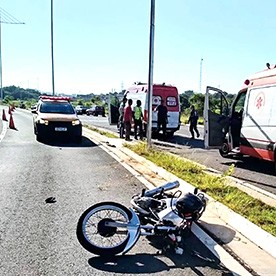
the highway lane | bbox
[79,114,276,195]
[0,108,236,276]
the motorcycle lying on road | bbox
[76,180,207,256]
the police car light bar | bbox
[40,96,71,101]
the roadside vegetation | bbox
[1,85,237,122]
[125,142,276,237]
[0,85,109,113]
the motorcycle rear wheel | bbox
[76,202,133,256]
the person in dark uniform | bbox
[188,105,200,139]
[154,99,168,139]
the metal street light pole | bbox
[51,0,55,96]
[0,15,3,101]
[146,0,155,149]
[199,58,203,93]
[0,8,24,101]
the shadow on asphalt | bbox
[199,222,236,244]
[167,135,205,149]
[159,134,276,179]
[221,156,276,178]
[88,234,232,275]
[37,136,97,148]
[153,134,205,149]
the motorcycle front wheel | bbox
[76,202,133,256]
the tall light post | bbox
[199,58,203,93]
[0,14,2,101]
[51,0,55,96]
[146,0,155,149]
[0,8,24,101]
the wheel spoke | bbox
[83,206,130,249]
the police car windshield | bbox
[40,101,75,114]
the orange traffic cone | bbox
[8,106,11,114]
[2,109,7,121]
[9,113,17,130]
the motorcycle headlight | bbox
[72,120,81,126]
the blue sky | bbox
[1,0,276,95]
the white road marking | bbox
[0,121,8,143]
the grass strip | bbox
[126,142,276,236]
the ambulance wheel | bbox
[219,142,230,157]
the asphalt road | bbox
[80,114,276,195]
[0,109,235,275]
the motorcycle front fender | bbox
[121,208,141,255]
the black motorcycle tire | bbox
[76,201,133,256]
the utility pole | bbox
[51,0,55,96]
[0,8,24,101]
[146,0,155,149]
[121,81,124,92]
[199,58,203,93]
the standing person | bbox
[133,100,144,140]
[188,105,200,139]
[123,99,133,141]
[154,99,168,140]
[118,97,127,138]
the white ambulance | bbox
[125,82,181,137]
[204,64,276,171]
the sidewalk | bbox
[0,111,8,143]
[83,127,276,276]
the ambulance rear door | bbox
[204,86,230,149]
[153,86,180,132]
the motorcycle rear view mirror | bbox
[194,187,198,195]
[141,189,146,196]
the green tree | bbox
[179,90,194,113]
[3,95,14,104]
[3,86,41,100]
[183,90,194,98]
[189,93,205,116]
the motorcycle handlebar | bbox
[144,181,180,197]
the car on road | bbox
[32,96,82,142]
[86,105,105,116]
[75,105,87,115]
